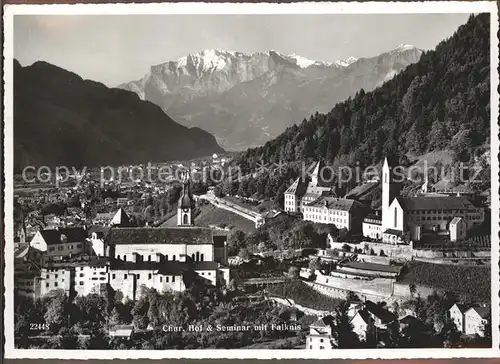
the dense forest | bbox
[227,14,490,200]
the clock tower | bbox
[177,171,195,226]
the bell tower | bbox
[177,171,194,226]
[381,156,401,232]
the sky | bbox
[14,13,471,87]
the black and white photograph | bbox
[3,1,499,359]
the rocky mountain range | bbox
[14,60,224,170]
[120,45,423,150]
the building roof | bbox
[110,208,130,227]
[395,196,476,211]
[365,301,397,324]
[363,214,382,223]
[399,315,424,326]
[450,217,464,225]
[108,227,214,245]
[306,196,364,212]
[38,227,88,245]
[353,308,373,324]
[450,303,470,313]
[466,306,490,319]
[109,324,134,337]
[346,182,379,199]
[311,315,334,328]
[342,261,403,274]
[285,178,308,196]
[383,229,403,236]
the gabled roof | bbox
[108,227,214,245]
[306,196,364,212]
[395,196,476,211]
[285,177,307,196]
[466,306,490,319]
[450,217,464,225]
[110,208,131,227]
[365,301,397,324]
[88,225,111,238]
[450,303,470,313]
[383,229,403,236]
[399,315,424,326]
[38,227,87,245]
[311,315,334,328]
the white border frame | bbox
[3,1,499,359]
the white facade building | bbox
[306,316,335,350]
[284,161,331,213]
[381,156,484,243]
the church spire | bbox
[177,170,194,226]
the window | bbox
[124,256,127,262]
[49,247,55,252]
[80,267,84,271]
[55,274,58,279]
[172,276,176,282]
[46,274,49,279]
[54,282,58,287]
[394,208,397,228]
[160,277,162,282]
[196,252,200,262]
[320,339,324,343]
[117,255,120,260]
[79,281,84,286]
[112,274,116,279]
[80,273,84,277]
[69,245,73,249]
[166,277,169,282]
[124,274,128,280]
[148,273,152,280]
[148,255,152,262]
[77,244,82,248]
[137,274,140,279]
[58,246,63,251]
[172,255,176,261]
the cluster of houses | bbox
[306,299,490,350]
[285,158,485,245]
[14,174,231,302]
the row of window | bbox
[116,254,178,262]
[304,208,347,216]
[48,243,83,252]
[305,214,347,225]
[408,209,470,215]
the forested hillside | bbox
[226,14,490,202]
[235,13,490,172]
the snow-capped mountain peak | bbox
[335,56,359,67]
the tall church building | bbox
[380,156,484,244]
[177,172,194,226]
[381,156,401,233]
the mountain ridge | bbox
[119,45,423,150]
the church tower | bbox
[381,156,401,231]
[177,171,194,226]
